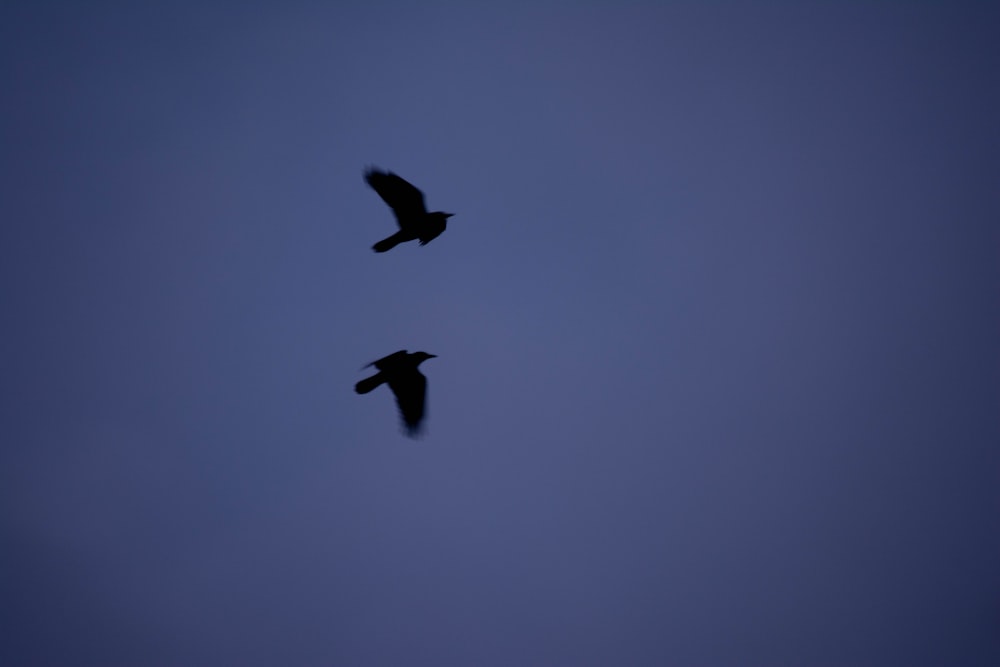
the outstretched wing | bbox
[364,169,427,227]
[388,369,428,437]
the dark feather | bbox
[355,350,436,437]
[363,167,454,252]
[388,371,428,436]
[364,169,427,229]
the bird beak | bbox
[444,213,454,218]
[427,354,437,359]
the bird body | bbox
[364,168,454,252]
[355,350,437,436]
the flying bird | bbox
[364,168,454,252]
[355,350,437,436]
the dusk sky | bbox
[2,3,999,665]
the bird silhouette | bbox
[364,168,454,252]
[355,350,437,436]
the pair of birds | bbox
[354,168,452,437]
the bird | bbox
[363,167,454,252]
[355,350,437,436]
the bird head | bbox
[412,352,437,365]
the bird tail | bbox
[354,374,384,394]
[372,232,405,253]
[402,420,424,438]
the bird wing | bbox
[366,349,408,371]
[364,169,427,227]
[388,369,427,436]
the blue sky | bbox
[2,3,998,665]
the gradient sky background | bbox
[2,3,999,666]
